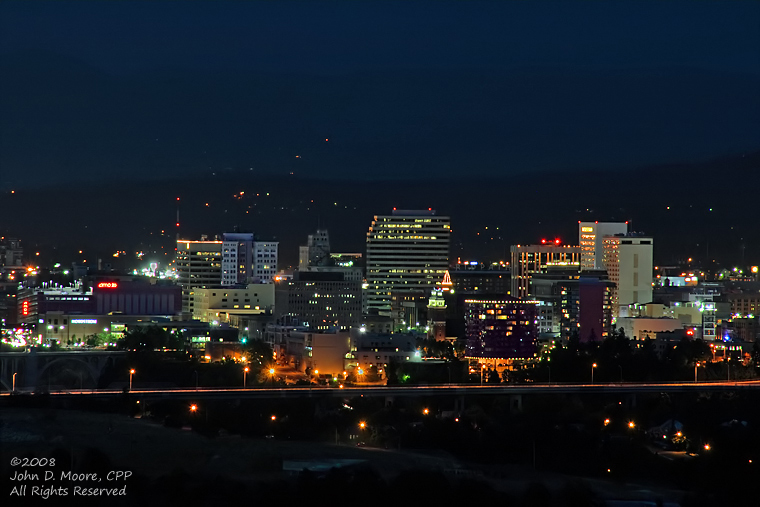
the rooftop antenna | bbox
[175,197,180,242]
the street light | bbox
[481,363,486,386]
[591,363,597,384]
[628,421,635,429]
[423,408,429,415]
[359,421,366,429]
[243,366,249,387]
[269,368,275,386]
[129,369,135,391]
[190,404,197,412]
[694,362,701,383]
[12,372,17,392]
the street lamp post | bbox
[481,364,486,386]
[269,368,275,387]
[129,369,135,391]
[591,363,597,384]
[12,372,17,393]
[243,367,249,388]
[694,362,700,383]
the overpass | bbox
[3,380,759,401]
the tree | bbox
[365,365,381,382]
[118,326,184,352]
[86,332,117,348]
[487,368,501,384]
[385,359,400,385]
[243,339,274,367]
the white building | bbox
[603,234,653,319]
[191,284,275,323]
[365,210,451,316]
[579,222,628,271]
[253,241,279,283]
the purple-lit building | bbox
[464,297,538,361]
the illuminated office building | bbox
[221,232,254,286]
[365,209,450,316]
[603,234,653,318]
[176,239,223,313]
[509,243,580,300]
[579,222,628,270]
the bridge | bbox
[3,380,758,401]
[0,349,126,391]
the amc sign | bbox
[97,282,118,289]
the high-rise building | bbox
[299,230,331,269]
[365,210,451,316]
[176,239,223,313]
[603,234,654,318]
[510,244,580,300]
[464,297,538,362]
[221,232,254,286]
[579,222,628,271]
[177,234,278,313]
[253,241,279,283]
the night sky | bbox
[1,1,759,187]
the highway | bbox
[2,380,760,401]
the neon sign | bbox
[97,282,118,289]
[21,301,29,316]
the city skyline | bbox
[2,3,759,504]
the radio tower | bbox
[176,197,181,243]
